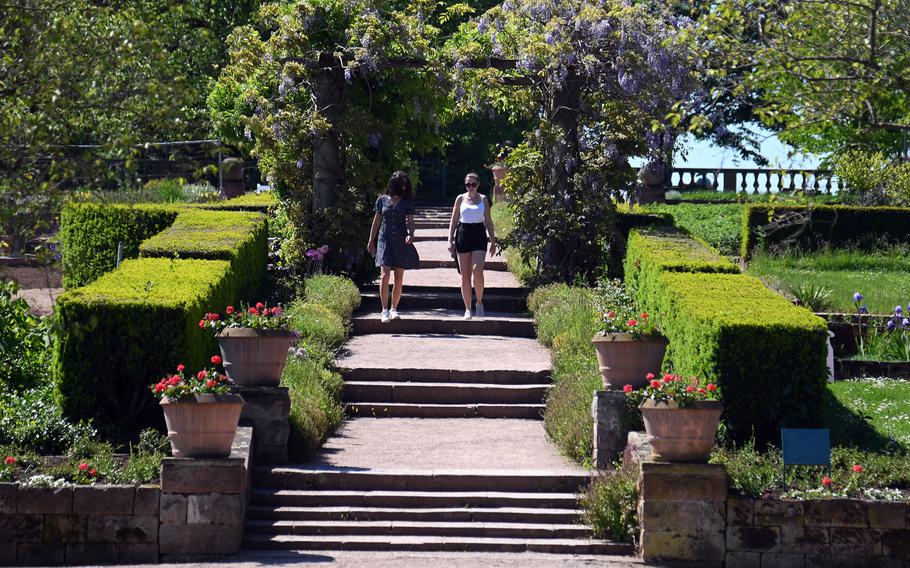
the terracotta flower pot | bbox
[491,165,510,202]
[639,399,722,463]
[217,328,297,386]
[591,333,668,389]
[160,393,245,458]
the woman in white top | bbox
[447,172,497,319]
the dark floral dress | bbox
[374,195,418,269]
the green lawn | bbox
[747,248,910,314]
[638,203,743,255]
[826,379,910,451]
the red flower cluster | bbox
[623,372,721,407]
[4,456,15,466]
[197,302,293,334]
[150,359,233,400]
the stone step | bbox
[352,310,535,338]
[365,280,528,296]
[245,519,592,539]
[249,489,581,509]
[412,229,449,242]
[415,240,507,271]
[242,534,634,554]
[414,221,449,229]
[343,382,549,405]
[346,402,545,420]
[252,469,591,493]
[337,335,551,379]
[360,291,526,312]
[246,505,582,524]
[343,367,549,384]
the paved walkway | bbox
[307,418,585,472]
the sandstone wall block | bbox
[728,496,755,526]
[639,462,727,502]
[17,542,64,565]
[17,486,72,515]
[829,527,881,557]
[87,515,158,544]
[780,523,829,555]
[158,522,243,555]
[0,513,42,542]
[73,485,134,516]
[133,485,160,516]
[727,525,780,552]
[0,484,15,514]
[160,458,245,494]
[867,502,908,529]
[43,514,86,544]
[803,499,868,528]
[64,543,119,564]
[159,493,187,524]
[187,493,243,525]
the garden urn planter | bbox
[639,399,722,463]
[491,165,510,202]
[217,328,297,386]
[160,393,245,458]
[591,333,668,389]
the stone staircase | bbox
[242,207,632,556]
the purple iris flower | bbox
[903,318,910,328]
[895,305,903,315]
[853,292,863,302]
[887,319,896,331]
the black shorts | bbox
[455,222,488,253]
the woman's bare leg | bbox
[458,252,473,311]
[379,266,391,310]
[392,268,405,309]
[471,250,486,305]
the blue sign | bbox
[781,428,831,483]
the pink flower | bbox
[89,468,96,477]
[853,464,863,473]
[256,302,265,309]
[211,355,222,365]
[249,307,259,315]
[646,372,655,381]
[176,364,185,372]
[606,310,616,318]
[205,380,217,389]
[623,384,633,393]
[196,370,207,380]
[78,463,89,472]
[198,320,206,328]
[627,318,637,327]
[822,476,832,488]
[650,380,661,389]
[4,456,15,466]
[226,306,235,314]
[686,385,695,393]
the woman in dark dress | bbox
[367,171,418,322]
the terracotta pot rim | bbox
[160,393,245,405]
[217,327,298,338]
[592,332,667,343]
[639,399,722,410]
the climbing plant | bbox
[445,0,711,282]
[210,0,473,279]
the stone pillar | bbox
[638,462,727,565]
[592,390,629,469]
[233,386,290,464]
[158,427,252,561]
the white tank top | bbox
[459,194,485,223]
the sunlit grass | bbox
[828,378,910,449]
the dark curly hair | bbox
[385,170,414,199]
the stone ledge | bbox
[639,462,727,502]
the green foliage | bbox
[828,379,910,450]
[832,150,910,206]
[303,274,362,321]
[623,226,739,310]
[59,203,178,288]
[286,301,347,350]
[639,203,744,255]
[282,354,346,462]
[580,461,639,543]
[741,204,910,259]
[529,284,601,463]
[143,179,187,203]
[746,247,910,314]
[199,191,279,212]
[0,387,96,455]
[0,282,52,391]
[786,282,834,313]
[54,258,236,433]
[139,209,268,300]
[647,271,828,445]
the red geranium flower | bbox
[640,312,648,319]
[663,374,674,383]
[196,370,207,380]
[706,384,717,392]
[89,468,96,477]
[255,302,265,309]
[249,307,259,315]
[4,456,15,466]
[623,384,633,393]
[211,355,222,365]
[198,320,205,328]
[627,318,637,327]
[78,463,89,472]
[650,380,661,389]
[646,372,655,381]
[226,306,235,314]
[176,364,185,372]
[686,385,695,393]
[606,310,616,318]
[205,380,217,389]
[853,464,863,473]
[822,476,832,488]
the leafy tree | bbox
[701,0,910,156]
[446,0,711,281]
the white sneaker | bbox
[463,309,472,320]
[475,303,485,318]
[389,308,400,320]
[380,309,390,323]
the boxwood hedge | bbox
[742,204,910,258]
[624,227,828,445]
[60,203,178,288]
[139,209,267,301]
[54,257,236,432]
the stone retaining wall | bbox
[0,426,253,565]
[638,462,910,567]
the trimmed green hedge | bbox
[624,227,739,310]
[139,209,267,300]
[742,204,910,258]
[54,257,236,431]
[60,203,178,288]
[642,271,828,444]
[197,191,278,212]
[642,203,743,255]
